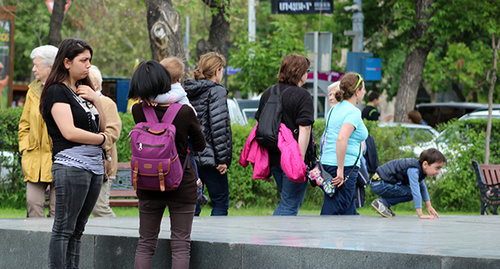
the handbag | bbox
[321,145,363,197]
[306,106,335,187]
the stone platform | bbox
[0,215,499,268]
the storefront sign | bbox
[271,0,333,14]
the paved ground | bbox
[1,215,499,260]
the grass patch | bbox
[1,202,477,219]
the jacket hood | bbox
[184,78,226,99]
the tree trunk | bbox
[484,34,500,165]
[47,0,66,46]
[196,0,230,58]
[394,0,436,122]
[145,0,186,62]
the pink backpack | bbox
[130,102,186,191]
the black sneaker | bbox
[387,207,396,217]
[371,199,393,218]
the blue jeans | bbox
[196,166,229,216]
[48,164,103,269]
[320,165,359,215]
[271,165,308,216]
[370,180,413,207]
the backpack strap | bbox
[142,102,160,123]
[160,103,183,124]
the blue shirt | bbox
[320,100,368,167]
[407,168,431,209]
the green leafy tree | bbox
[230,21,305,96]
[423,42,492,102]
[362,0,499,107]
[66,0,150,77]
[47,0,66,46]
[1,1,52,81]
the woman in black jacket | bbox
[185,52,232,216]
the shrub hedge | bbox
[1,106,498,213]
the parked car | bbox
[227,98,261,125]
[416,102,500,127]
[458,110,500,121]
[0,151,15,182]
[378,122,440,143]
[227,99,247,125]
[236,99,260,123]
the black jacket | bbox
[185,78,232,168]
[376,158,426,185]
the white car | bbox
[227,99,247,125]
[378,122,440,142]
[0,151,15,182]
[227,98,261,126]
[458,110,500,121]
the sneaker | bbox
[387,207,396,217]
[371,199,393,218]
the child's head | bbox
[419,148,446,178]
[159,56,185,83]
[408,110,423,124]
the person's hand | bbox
[331,167,344,186]
[145,100,158,107]
[427,206,439,218]
[77,85,99,103]
[216,164,228,175]
[416,208,435,219]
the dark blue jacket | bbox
[376,158,426,185]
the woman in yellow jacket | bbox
[18,45,58,218]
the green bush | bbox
[116,112,134,162]
[0,107,25,208]
[228,121,280,207]
[427,119,500,212]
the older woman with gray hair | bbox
[18,45,58,218]
[89,65,122,217]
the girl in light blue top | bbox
[320,72,368,215]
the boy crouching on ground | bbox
[370,148,446,219]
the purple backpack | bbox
[130,102,186,191]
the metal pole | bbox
[313,32,319,119]
[248,0,256,42]
[185,16,190,60]
[352,0,364,52]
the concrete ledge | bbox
[1,216,499,268]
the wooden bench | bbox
[109,162,138,207]
[472,161,500,215]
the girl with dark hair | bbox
[320,72,368,215]
[184,52,232,216]
[39,38,108,268]
[254,54,315,216]
[129,61,205,268]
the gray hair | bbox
[30,45,58,67]
[327,81,340,93]
[88,65,103,91]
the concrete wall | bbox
[1,229,499,269]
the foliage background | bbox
[2,0,499,104]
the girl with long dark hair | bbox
[40,38,107,268]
